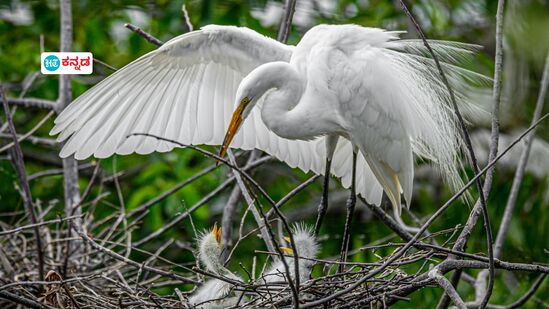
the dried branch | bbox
[59,0,83,269]
[0,290,56,309]
[494,51,549,258]
[124,23,163,46]
[221,180,242,261]
[225,148,302,308]
[6,98,57,110]
[76,229,199,285]
[277,0,297,43]
[428,267,466,309]
[0,111,54,154]
[0,215,82,236]
[0,85,44,281]
[452,1,506,307]
[181,4,193,32]
[486,275,546,309]
[0,133,57,147]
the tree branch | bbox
[6,98,57,110]
[494,51,549,258]
[277,0,297,43]
[124,23,163,46]
[0,85,45,281]
[59,0,83,267]
[428,267,466,309]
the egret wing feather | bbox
[51,25,381,204]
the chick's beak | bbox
[280,247,294,255]
[219,98,249,159]
[212,224,222,245]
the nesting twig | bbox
[124,23,164,47]
[0,85,44,281]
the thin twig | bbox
[487,275,546,309]
[124,23,163,46]
[7,98,57,110]
[0,215,82,236]
[128,164,219,218]
[76,229,199,284]
[277,0,297,43]
[181,4,193,32]
[494,51,549,258]
[93,58,118,71]
[0,111,54,154]
[0,85,44,281]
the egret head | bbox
[219,62,292,158]
[219,75,264,159]
[279,224,319,267]
[197,224,223,273]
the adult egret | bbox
[51,25,482,261]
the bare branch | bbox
[277,0,297,43]
[7,98,57,110]
[75,229,199,285]
[487,275,547,309]
[59,0,83,265]
[124,23,163,46]
[428,267,466,309]
[181,4,193,32]
[0,133,57,147]
[0,85,45,281]
[494,51,549,258]
[0,215,82,236]
[127,164,219,218]
[0,111,54,154]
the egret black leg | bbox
[338,151,357,273]
[314,156,332,236]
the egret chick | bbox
[189,225,242,309]
[262,224,319,284]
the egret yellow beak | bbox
[212,223,222,245]
[280,247,294,255]
[283,236,291,243]
[219,97,250,159]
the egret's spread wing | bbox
[51,25,385,204]
[299,25,485,210]
[51,25,335,186]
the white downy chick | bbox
[262,224,319,284]
[189,225,242,309]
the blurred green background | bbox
[0,0,547,307]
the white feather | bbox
[51,24,483,212]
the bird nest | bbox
[0,205,456,309]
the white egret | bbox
[51,25,483,262]
[262,224,319,284]
[190,225,242,308]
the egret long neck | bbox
[254,62,326,140]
